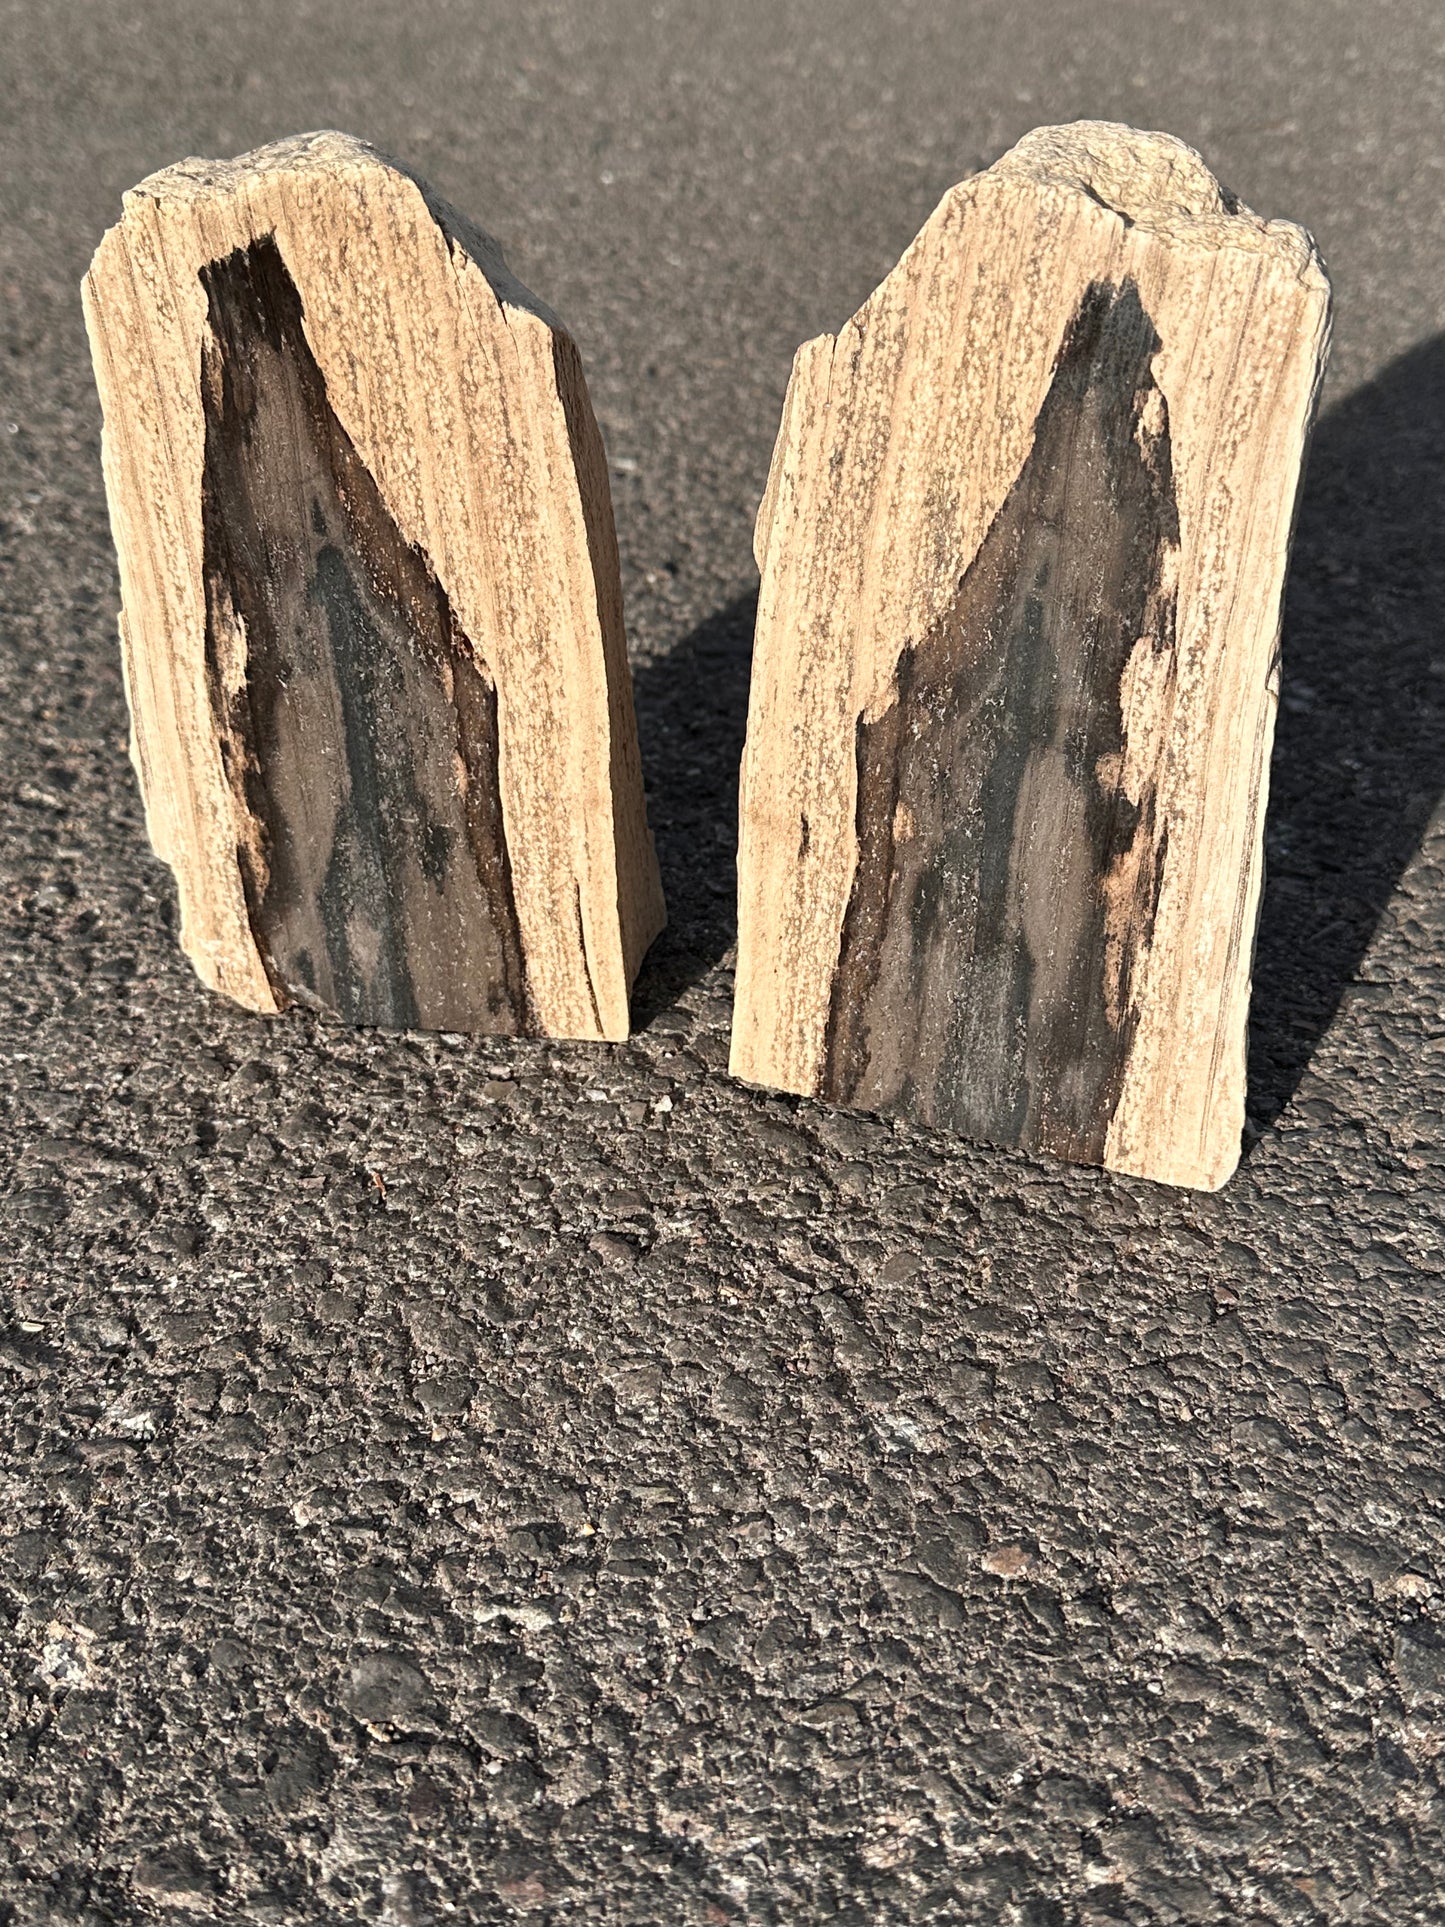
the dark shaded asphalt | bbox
[3,2,1444,1922]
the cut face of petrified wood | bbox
[732,122,1331,1189]
[200,237,529,1032]
[83,132,664,1039]
[824,277,1178,1164]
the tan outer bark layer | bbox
[732,121,1330,1190]
[83,130,664,1039]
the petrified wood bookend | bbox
[83,132,664,1039]
[732,122,1331,1189]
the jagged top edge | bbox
[987,120,1327,285]
[119,129,381,208]
[94,129,559,328]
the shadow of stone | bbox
[626,589,758,1029]
[1249,334,1445,1126]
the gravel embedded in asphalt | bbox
[2,3,1444,1922]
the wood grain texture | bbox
[83,131,664,1038]
[732,122,1331,1189]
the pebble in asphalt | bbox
[2,2,1444,1922]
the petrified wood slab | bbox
[83,132,664,1038]
[732,122,1331,1189]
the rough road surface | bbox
[3,3,1444,1922]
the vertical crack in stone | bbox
[824,277,1179,1162]
[198,235,533,1033]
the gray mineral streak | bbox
[3,1,1445,1923]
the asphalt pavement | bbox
[3,2,1445,1922]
